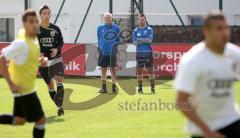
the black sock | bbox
[150,79,155,89]
[56,83,64,107]
[48,90,56,102]
[112,84,116,89]
[102,83,106,90]
[138,81,143,89]
[33,126,45,138]
[0,114,13,124]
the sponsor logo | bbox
[208,78,235,89]
[40,38,54,43]
[50,31,56,37]
[103,31,118,41]
[65,61,80,71]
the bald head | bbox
[103,12,113,25]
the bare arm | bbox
[0,54,13,86]
[39,54,48,67]
[0,54,21,93]
[176,92,209,132]
[176,92,225,138]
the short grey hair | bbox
[103,12,112,18]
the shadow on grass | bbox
[46,116,65,124]
[63,88,117,110]
[142,93,154,95]
[62,79,171,110]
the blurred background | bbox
[0,0,240,44]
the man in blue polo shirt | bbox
[132,14,155,94]
[97,12,120,93]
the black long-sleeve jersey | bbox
[37,23,64,60]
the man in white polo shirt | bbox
[175,11,240,138]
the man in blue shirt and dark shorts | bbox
[97,12,120,93]
[132,14,155,94]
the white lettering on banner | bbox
[65,61,80,71]
[153,51,185,61]
[150,51,185,72]
[159,62,178,72]
[143,62,178,72]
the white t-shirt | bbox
[174,41,240,135]
[1,40,29,65]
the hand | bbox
[203,130,225,138]
[50,48,58,58]
[39,55,48,67]
[135,38,142,45]
[9,83,21,94]
[138,38,146,45]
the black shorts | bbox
[39,62,64,84]
[191,120,240,138]
[13,92,45,122]
[136,53,153,68]
[98,54,117,68]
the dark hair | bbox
[139,13,147,20]
[39,5,50,15]
[204,10,226,28]
[22,9,37,22]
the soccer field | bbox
[0,78,239,138]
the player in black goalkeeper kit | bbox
[38,5,65,116]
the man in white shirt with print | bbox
[175,11,240,138]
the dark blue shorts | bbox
[98,54,117,68]
[136,53,153,68]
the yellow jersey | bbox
[7,30,40,94]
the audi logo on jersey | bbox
[40,38,55,43]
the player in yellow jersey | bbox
[0,9,48,138]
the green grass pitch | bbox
[0,78,239,138]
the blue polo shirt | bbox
[132,26,153,58]
[97,23,120,55]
